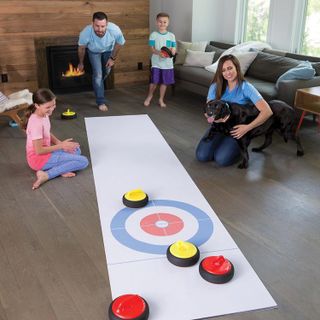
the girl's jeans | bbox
[42,148,89,180]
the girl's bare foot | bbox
[32,171,49,190]
[61,172,76,178]
[144,95,153,107]
[159,100,166,108]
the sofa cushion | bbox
[262,48,286,56]
[205,51,258,74]
[311,62,320,76]
[209,41,234,50]
[175,65,213,87]
[286,52,320,63]
[175,40,208,65]
[205,44,225,62]
[245,76,278,101]
[275,61,316,88]
[246,52,300,82]
[183,49,215,67]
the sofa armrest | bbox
[277,76,320,106]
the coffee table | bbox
[294,86,320,134]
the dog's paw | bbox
[237,162,248,169]
[251,147,262,153]
[297,150,304,157]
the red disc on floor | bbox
[109,294,149,320]
[199,255,234,284]
[202,255,232,275]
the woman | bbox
[196,54,273,166]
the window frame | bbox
[236,0,272,44]
[290,0,308,53]
[235,0,313,55]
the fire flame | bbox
[62,63,85,77]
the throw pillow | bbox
[246,52,300,82]
[206,44,225,62]
[205,51,258,74]
[0,92,8,106]
[311,62,320,76]
[183,50,215,67]
[204,41,270,73]
[275,61,316,88]
[0,90,33,113]
[175,40,208,65]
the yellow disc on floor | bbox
[169,240,198,259]
[62,108,76,116]
[122,189,149,208]
[61,108,77,119]
[124,189,146,201]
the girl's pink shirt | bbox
[26,113,51,170]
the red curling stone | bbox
[199,255,234,284]
[160,46,174,58]
[109,294,149,320]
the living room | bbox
[0,1,320,320]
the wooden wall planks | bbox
[0,0,150,94]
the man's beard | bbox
[95,30,106,37]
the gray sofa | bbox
[174,41,320,107]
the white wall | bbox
[149,0,193,41]
[191,0,220,41]
[149,0,162,29]
[150,0,308,51]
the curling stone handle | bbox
[116,295,139,312]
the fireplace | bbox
[46,45,92,93]
[35,37,114,94]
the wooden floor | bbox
[0,85,319,320]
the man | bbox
[78,12,125,111]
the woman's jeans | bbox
[88,50,111,106]
[42,148,89,180]
[196,129,240,167]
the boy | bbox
[144,12,176,108]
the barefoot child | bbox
[144,12,176,108]
[23,88,89,190]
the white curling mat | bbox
[85,114,276,320]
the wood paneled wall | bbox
[0,0,150,94]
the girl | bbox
[23,88,89,190]
[196,54,273,166]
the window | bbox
[301,0,320,56]
[243,0,271,42]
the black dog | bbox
[205,99,304,168]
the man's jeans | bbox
[88,50,111,106]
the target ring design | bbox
[111,199,214,254]
[140,213,184,236]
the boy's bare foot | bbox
[32,171,49,190]
[61,172,76,178]
[144,96,153,107]
[98,104,108,112]
[159,100,167,108]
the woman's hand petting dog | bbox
[230,124,251,139]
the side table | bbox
[294,86,320,134]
